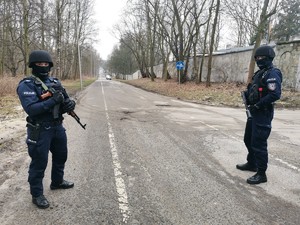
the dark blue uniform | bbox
[244,65,282,173]
[17,76,69,197]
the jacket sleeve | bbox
[17,80,57,117]
[256,68,282,108]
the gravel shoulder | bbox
[0,107,27,187]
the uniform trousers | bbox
[27,122,67,197]
[243,108,273,173]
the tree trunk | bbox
[198,2,213,84]
[56,1,61,78]
[40,0,46,49]
[22,0,29,76]
[247,0,279,84]
[206,0,220,87]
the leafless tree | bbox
[206,0,220,87]
[118,0,216,83]
[145,0,159,81]
[198,0,214,84]
[247,0,279,83]
[191,0,209,82]
[223,0,262,46]
[116,1,151,78]
[0,0,100,79]
[223,0,279,83]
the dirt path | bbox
[0,109,27,186]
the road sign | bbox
[176,61,184,70]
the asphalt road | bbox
[1,77,300,225]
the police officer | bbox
[17,50,76,208]
[236,45,282,184]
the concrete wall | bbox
[118,72,141,80]
[275,41,300,89]
[131,40,300,90]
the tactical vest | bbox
[247,68,270,105]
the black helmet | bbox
[29,50,53,68]
[254,45,275,59]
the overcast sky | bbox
[93,0,127,60]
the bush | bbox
[0,76,22,97]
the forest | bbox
[0,0,100,80]
[106,0,299,85]
[0,0,299,85]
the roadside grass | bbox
[0,76,97,120]
[0,95,21,119]
[122,78,300,109]
[62,78,96,96]
[1,75,299,120]
[0,76,20,97]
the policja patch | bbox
[23,91,36,95]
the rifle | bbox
[241,91,252,119]
[41,90,87,130]
[68,111,86,130]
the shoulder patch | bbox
[268,83,276,91]
[22,91,36,95]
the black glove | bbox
[62,99,76,113]
[52,91,64,104]
[52,84,64,92]
[248,104,259,113]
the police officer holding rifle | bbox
[237,45,282,185]
[17,50,81,208]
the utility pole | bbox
[76,0,83,90]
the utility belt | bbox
[26,116,63,127]
[26,117,63,144]
[258,104,274,111]
[39,120,63,126]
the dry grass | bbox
[0,76,97,120]
[122,78,300,109]
[0,76,21,97]
[0,95,21,120]
[1,76,299,121]
[0,77,22,120]
[62,78,96,96]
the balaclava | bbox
[254,45,275,70]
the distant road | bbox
[1,77,300,224]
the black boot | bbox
[236,163,257,172]
[50,180,74,190]
[247,172,267,185]
[32,195,49,209]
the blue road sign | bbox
[176,61,184,70]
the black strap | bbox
[31,75,49,91]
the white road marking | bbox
[271,156,300,172]
[173,99,300,172]
[101,82,130,223]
